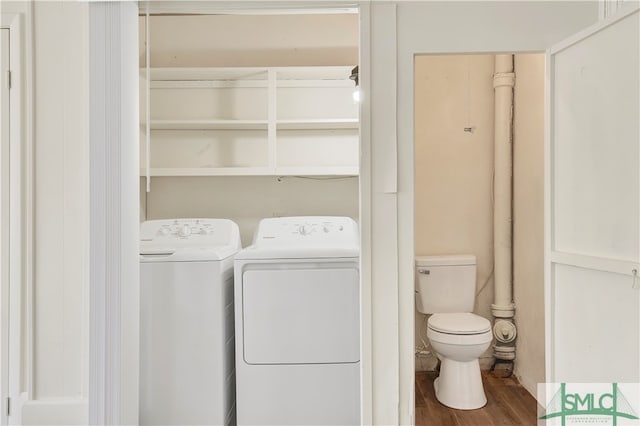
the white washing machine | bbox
[139,218,241,426]
[234,216,360,426]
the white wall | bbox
[513,53,546,397]
[142,14,358,67]
[370,2,598,423]
[141,13,360,243]
[145,176,358,246]
[413,54,496,371]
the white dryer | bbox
[234,216,360,426]
[139,218,241,426]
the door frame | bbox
[394,3,600,424]
[0,6,34,425]
[87,2,373,424]
[0,24,9,426]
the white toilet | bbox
[415,255,493,410]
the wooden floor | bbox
[416,371,539,425]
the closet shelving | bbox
[140,66,359,179]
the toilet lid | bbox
[428,313,491,335]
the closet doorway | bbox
[139,11,361,246]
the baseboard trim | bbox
[22,399,88,425]
[514,372,541,402]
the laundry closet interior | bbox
[138,10,361,245]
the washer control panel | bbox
[140,218,241,249]
[149,219,216,239]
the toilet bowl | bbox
[427,312,492,410]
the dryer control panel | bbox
[253,216,358,246]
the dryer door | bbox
[242,264,359,364]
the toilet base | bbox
[433,358,487,410]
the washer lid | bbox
[428,313,491,335]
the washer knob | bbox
[179,225,192,237]
[299,225,312,236]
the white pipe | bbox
[491,55,516,357]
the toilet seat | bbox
[428,313,491,335]
[427,313,492,345]
[427,326,492,346]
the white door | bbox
[546,5,640,383]
[0,28,10,425]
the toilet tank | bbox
[415,255,476,314]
